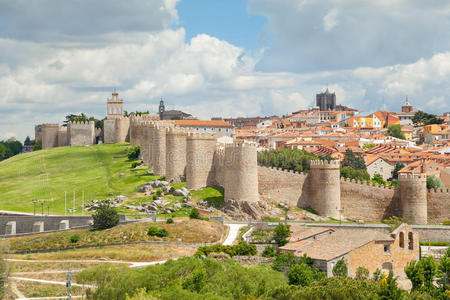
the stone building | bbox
[316,88,336,111]
[280,224,419,278]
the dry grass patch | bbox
[14,281,87,298]
[11,244,197,262]
[8,219,224,252]
[9,261,111,273]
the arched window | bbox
[399,232,405,248]
[408,232,414,250]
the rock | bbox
[117,195,127,201]
[160,181,169,186]
[119,173,125,178]
[173,188,189,197]
[162,185,175,194]
[272,208,283,215]
[286,214,295,220]
[174,203,182,209]
[182,203,192,208]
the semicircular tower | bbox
[399,173,427,224]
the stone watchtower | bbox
[224,143,259,203]
[399,173,427,224]
[107,92,124,119]
[186,133,217,190]
[165,128,188,182]
[308,160,341,219]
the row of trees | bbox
[412,111,444,126]
[64,113,104,129]
[0,138,24,161]
[257,148,319,173]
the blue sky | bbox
[176,0,268,52]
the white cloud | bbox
[323,9,339,32]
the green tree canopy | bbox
[386,125,405,139]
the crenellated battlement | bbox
[167,127,190,136]
[399,173,427,180]
[310,159,340,168]
[257,165,309,177]
[225,142,257,149]
[340,176,396,190]
[187,132,217,140]
[428,188,450,193]
[68,121,95,126]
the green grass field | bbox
[0,143,157,214]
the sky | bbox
[1,0,450,141]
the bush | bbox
[166,218,174,224]
[262,246,277,258]
[189,208,201,219]
[332,258,348,277]
[426,175,444,190]
[70,234,80,244]
[274,223,291,246]
[196,241,256,257]
[92,204,120,231]
[131,161,140,168]
[127,146,140,161]
[355,267,369,280]
[147,226,169,237]
[288,264,318,287]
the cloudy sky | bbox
[1,0,450,141]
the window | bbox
[399,232,405,248]
[384,244,391,254]
[408,232,414,250]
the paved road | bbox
[223,223,245,246]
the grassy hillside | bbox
[0,143,156,214]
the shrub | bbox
[127,146,140,161]
[355,267,369,280]
[131,161,140,168]
[196,242,256,257]
[262,246,277,258]
[92,204,120,231]
[166,218,174,224]
[147,226,169,237]
[70,234,80,244]
[189,208,201,219]
[332,258,348,277]
[426,175,444,190]
[288,264,317,286]
[274,223,291,246]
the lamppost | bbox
[32,199,38,216]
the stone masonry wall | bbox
[224,143,259,203]
[41,124,60,149]
[103,119,116,144]
[186,133,217,190]
[257,166,308,207]
[114,117,130,143]
[400,174,428,224]
[68,121,95,146]
[165,128,188,182]
[57,127,68,147]
[427,189,450,224]
[340,179,401,222]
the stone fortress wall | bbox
[128,119,449,224]
[67,121,95,146]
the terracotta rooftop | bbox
[173,120,233,127]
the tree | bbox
[288,264,315,286]
[0,243,8,298]
[127,146,140,161]
[262,246,277,258]
[405,260,424,291]
[33,140,42,151]
[437,248,450,294]
[332,258,348,277]
[274,223,291,246]
[386,125,405,139]
[427,175,444,190]
[24,136,31,146]
[342,149,366,170]
[377,271,402,300]
[392,162,405,180]
[413,111,444,125]
[340,166,370,182]
[92,204,120,230]
[419,256,438,294]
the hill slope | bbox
[0,143,155,214]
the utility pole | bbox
[65,192,67,216]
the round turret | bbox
[224,142,259,203]
[308,160,341,219]
[399,173,427,224]
[186,133,217,190]
[165,128,188,182]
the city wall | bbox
[128,120,449,225]
[67,121,95,146]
